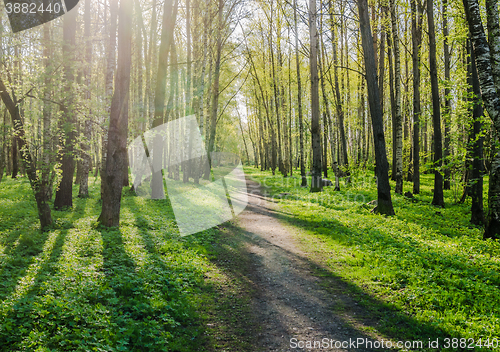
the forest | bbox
[0,0,500,350]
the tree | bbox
[390,0,403,195]
[357,0,395,215]
[463,0,500,239]
[443,0,452,190]
[101,0,119,201]
[428,0,445,208]
[99,0,133,227]
[54,7,78,210]
[467,40,485,225]
[411,0,424,195]
[329,0,348,170]
[294,0,307,187]
[309,0,323,193]
[79,0,93,198]
[0,77,53,230]
[208,0,224,172]
[151,0,178,198]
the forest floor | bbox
[0,168,498,351]
[230,178,388,351]
[232,168,500,352]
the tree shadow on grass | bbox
[95,198,208,352]
[242,187,499,344]
[0,228,69,347]
[127,194,257,352]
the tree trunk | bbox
[295,0,307,187]
[79,0,92,198]
[390,0,403,194]
[443,0,452,190]
[319,35,332,179]
[428,0,445,207]
[101,0,119,201]
[54,7,78,210]
[99,0,133,227]
[0,77,53,230]
[151,0,178,197]
[207,0,224,172]
[330,1,348,169]
[0,109,5,183]
[270,1,284,176]
[378,7,386,124]
[358,0,395,215]
[411,0,423,194]
[464,0,500,239]
[467,40,485,225]
[11,134,18,178]
[310,0,323,192]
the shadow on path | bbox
[220,179,450,352]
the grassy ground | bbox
[245,167,500,350]
[0,176,255,351]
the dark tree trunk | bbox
[79,0,92,198]
[0,109,5,183]
[208,0,224,173]
[428,0,445,207]
[295,0,307,187]
[467,40,485,225]
[390,0,403,194]
[330,0,348,169]
[11,136,18,178]
[319,37,331,179]
[54,8,78,210]
[151,0,177,198]
[101,0,119,201]
[310,0,323,192]
[98,0,133,227]
[358,0,395,215]
[411,0,423,194]
[443,0,452,190]
[378,7,386,125]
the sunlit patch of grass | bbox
[245,167,500,349]
[0,176,254,351]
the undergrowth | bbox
[0,176,254,351]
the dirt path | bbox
[235,179,386,352]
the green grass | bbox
[245,167,500,351]
[0,176,255,351]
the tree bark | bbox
[464,0,500,239]
[390,0,403,194]
[329,0,348,169]
[54,7,78,210]
[411,0,424,195]
[101,0,119,200]
[99,0,133,227]
[467,40,485,225]
[294,0,307,187]
[207,0,224,172]
[428,0,445,207]
[357,0,395,215]
[310,0,323,192]
[319,34,331,179]
[0,77,53,230]
[443,0,452,190]
[151,0,178,197]
[79,0,92,198]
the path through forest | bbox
[235,179,387,352]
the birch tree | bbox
[463,0,500,239]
